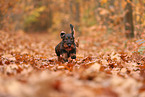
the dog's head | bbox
[60,24,75,51]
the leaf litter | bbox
[0,30,145,97]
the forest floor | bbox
[0,28,145,97]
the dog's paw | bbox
[71,55,76,59]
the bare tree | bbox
[0,10,3,29]
[75,0,81,36]
[124,0,134,38]
[69,0,73,21]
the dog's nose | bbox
[68,44,71,47]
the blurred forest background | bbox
[0,0,144,38]
[0,0,145,97]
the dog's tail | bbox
[70,24,79,47]
[70,24,74,36]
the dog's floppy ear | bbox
[70,24,75,37]
[60,31,65,39]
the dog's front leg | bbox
[70,49,76,59]
[70,53,76,59]
[61,52,68,62]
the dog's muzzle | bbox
[67,43,71,47]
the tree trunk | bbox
[69,0,73,21]
[95,0,101,25]
[75,0,81,36]
[124,0,134,38]
[0,10,3,29]
[47,0,53,29]
[42,0,53,30]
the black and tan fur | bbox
[55,24,76,62]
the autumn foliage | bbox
[0,0,145,97]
